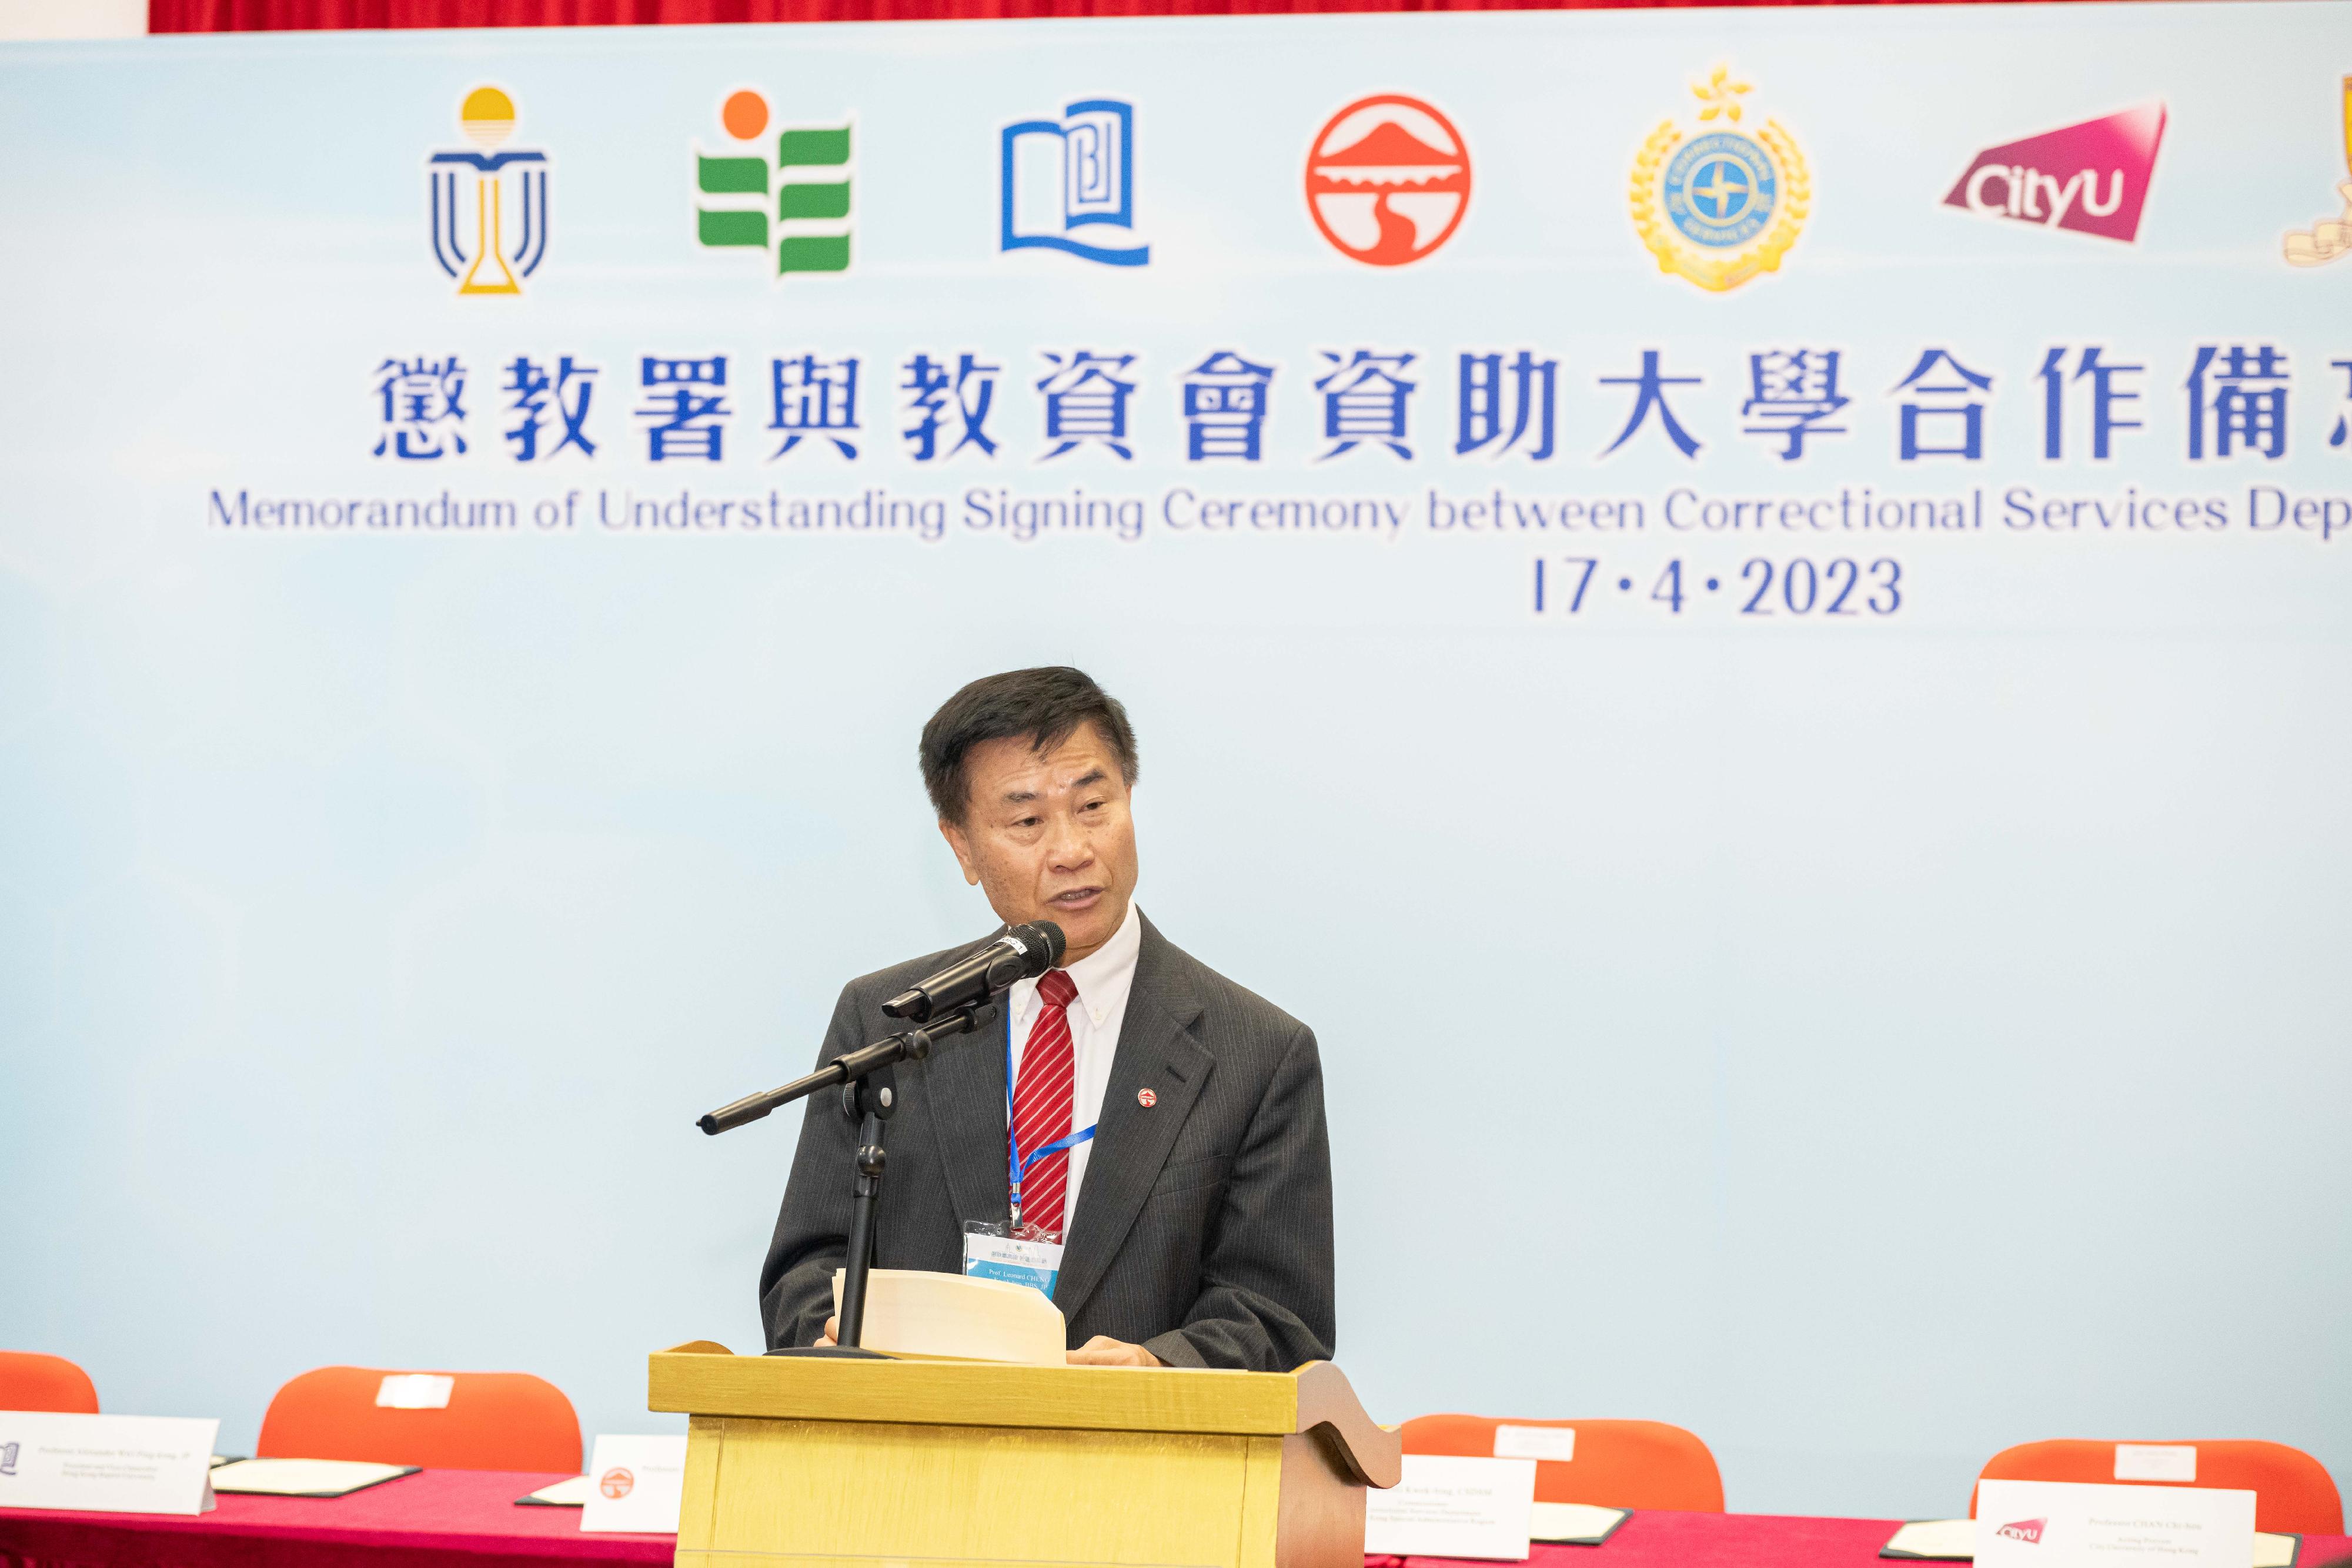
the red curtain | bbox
[151,0,2077,32]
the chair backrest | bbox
[1973,1440,2343,1536]
[256,1366,580,1473]
[0,1352,99,1414]
[1399,1414,1725,1512]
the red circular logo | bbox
[1305,95,1471,267]
[1137,1088,1158,1108]
[599,1467,634,1500]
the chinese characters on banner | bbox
[372,344,2328,467]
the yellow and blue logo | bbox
[428,86,549,297]
[1631,66,1809,293]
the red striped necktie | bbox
[1011,968,1081,1235]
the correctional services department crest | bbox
[1630,65,1809,292]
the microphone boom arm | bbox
[696,1002,997,1136]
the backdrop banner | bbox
[2,3,2348,1517]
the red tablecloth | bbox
[6,1482,2348,1568]
[0,1467,671,1568]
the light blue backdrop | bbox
[2,1,2349,1518]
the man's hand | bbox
[813,1315,838,1348]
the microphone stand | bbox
[697,1002,997,1353]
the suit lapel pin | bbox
[1137,1088,1158,1108]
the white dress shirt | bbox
[1004,897,1142,1230]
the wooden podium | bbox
[648,1342,1399,1568]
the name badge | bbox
[962,1221,1063,1299]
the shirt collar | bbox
[1012,898,1142,1032]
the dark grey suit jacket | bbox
[758,911,1335,1370]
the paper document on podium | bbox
[831,1268,1065,1365]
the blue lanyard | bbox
[1005,1003,1098,1229]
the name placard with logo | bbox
[0,1412,219,1516]
[1976,1479,2256,1568]
[579,1433,687,1534]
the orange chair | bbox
[1972,1440,2343,1536]
[256,1366,580,1473]
[0,1352,99,1414]
[1400,1415,1725,1512]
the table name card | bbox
[1884,1517,2297,1567]
[1365,1454,1536,1561]
[1977,1480,2256,1568]
[580,1435,688,1534]
[0,1412,219,1516]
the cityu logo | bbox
[1944,103,2164,242]
[1996,1518,2048,1544]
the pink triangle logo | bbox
[1943,103,2166,243]
[1996,1518,2048,1544]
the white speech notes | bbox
[833,1268,1065,1365]
[579,1434,687,1534]
[0,1413,219,1516]
[1365,1454,1537,1560]
[1976,1480,2256,1568]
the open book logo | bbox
[0,1440,18,1477]
[1996,1518,2046,1544]
[1000,99,1150,267]
[1943,103,2164,243]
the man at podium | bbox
[760,667,1336,1370]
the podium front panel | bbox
[652,1349,1391,1568]
[680,1415,1287,1568]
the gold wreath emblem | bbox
[1629,118,1810,292]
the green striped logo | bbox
[695,92,852,276]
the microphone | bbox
[882,921,1065,1022]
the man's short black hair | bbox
[920,667,1139,824]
